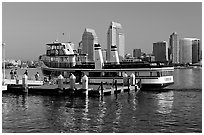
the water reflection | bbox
[95,97,106,132]
[112,99,122,132]
[156,91,174,114]
[81,96,89,132]
[170,68,202,90]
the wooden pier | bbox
[2,74,141,97]
[3,82,140,97]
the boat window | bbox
[104,72,120,77]
[139,71,149,77]
[135,72,139,76]
[157,72,160,77]
[89,72,102,77]
[152,71,158,76]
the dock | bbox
[4,83,139,97]
[2,74,141,97]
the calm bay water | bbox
[2,68,202,133]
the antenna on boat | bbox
[56,32,59,42]
[68,32,70,42]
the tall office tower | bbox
[153,41,168,62]
[82,28,98,61]
[169,32,179,64]
[192,39,201,64]
[133,49,141,58]
[179,38,201,64]
[107,21,125,61]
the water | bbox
[2,68,202,133]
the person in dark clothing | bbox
[10,70,14,79]
[14,69,17,79]
[35,72,40,80]
[49,74,52,81]
[24,70,28,76]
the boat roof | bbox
[43,66,174,72]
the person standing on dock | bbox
[24,70,28,76]
[35,72,40,80]
[10,70,14,79]
[14,69,18,79]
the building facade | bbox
[107,21,125,61]
[192,39,201,64]
[153,41,168,62]
[179,38,201,64]
[133,49,141,58]
[169,32,179,64]
[82,28,98,61]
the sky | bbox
[2,2,202,61]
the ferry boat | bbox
[39,40,174,89]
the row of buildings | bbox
[133,32,201,65]
[152,33,201,64]
[74,21,201,65]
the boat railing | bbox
[43,60,95,68]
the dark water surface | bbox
[2,68,202,133]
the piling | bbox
[100,82,104,97]
[115,80,118,98]
[57,74,64,90]
[123,72,128,86]
[82,75,89,96]
[70,73,76,90]
[22,74,28,93]
[130,73,135,86]
[127,78,130,90]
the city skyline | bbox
[2,2,202,60]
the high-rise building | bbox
[179,38,201,64]
[169,32,179,64]
[82,28,98,61]
[107,21,125,61]
[192,39,201,64]
[153,41,168,62]
[133,49,141,58]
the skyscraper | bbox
[153,41,168,62]
[82,28,98,61]
[107,21,125,61]
[169,32,179,64]
[179,38,201,64]
[192,39,201,64]
[133,49,141,58]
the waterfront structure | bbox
[133,49,141,58]
[107,21,125,61]
[153,41,168,62]
[82,28,98,61]
[179,38,201,64]
[39,40,174,90]
[169,32,179,64]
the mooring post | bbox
[101,82,103,97]
[82,75,88,96]
[135,79,137,92]
[70,73,76,90]
[139,79,142,89]
[58,74,64,90]
[127,77,130,90]
[115,80,118,97]
[22,74,28,93]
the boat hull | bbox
[40,66,174,90]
